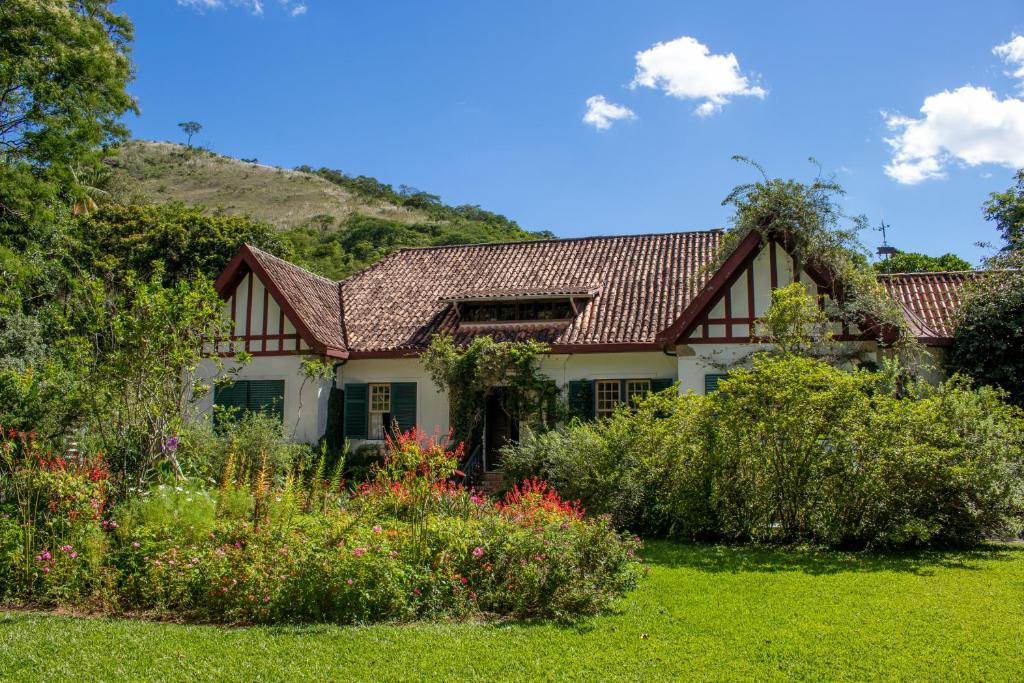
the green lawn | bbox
[2,541,1023,681]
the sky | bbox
[119,0,1024,264]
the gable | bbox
[658,232,851,346]
[218,270,310,355]
[214,245,347,358]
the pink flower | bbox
[60,545,73,553]
[346,578,353,585]
[412,587,421,596]
[472,546,484,558]
[263,596,270,604]
[353,547,366,557]
[40,550,52,561]
[460,577,468,585]
[42,566,50,574]
[69,552,78,559]
[131,541,141,549]
[372,525,382,534]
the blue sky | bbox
[119,1,1024,264]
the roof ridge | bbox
[245,243,340,285]
[876,270,979,277]
[388,228,724,255]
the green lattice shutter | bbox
[567,380,595,420]
[704,374,728,394]
[651,378,675,394]
[247,380,285,421]
[390,382,417,435]
[214,381,247,410]
[343,383,368,439]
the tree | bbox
[874,251,972,273]
[0,0,136,223]
[178,121,202,147]
[720,157,910,350]
[74,202,290,286]
[948,255,1024,406]
[983,169,1024,252]
[756,282,833,356]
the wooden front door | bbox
[484,389,519,472]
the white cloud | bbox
[289,3,307,16]
[630,36,766,116]
[883,86,1024,184]
[994,35,1024,83]
[583,95,637,130]
[177,0,263,14]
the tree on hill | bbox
[178,121,203,147]
[874,251,972,273]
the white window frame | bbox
[368,383,391,439]
[625,379,652,406]
[595,380,621,419]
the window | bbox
[704,374,728,394]
[460,298,576,323]
[214,380,285,422]
[625,379,652,405]
[368,383,391,439]
[595,380,621,418]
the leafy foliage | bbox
[1,427,640,622]
[73,202,290,286]
[983,168,1024,252]
[422,335,563,447]
[949,254,1024,406]
[504,355,1024,547]
[719,157,913,351]
[874,251,972,273]
[756,282,833,356]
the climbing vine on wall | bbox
[421,335,564,448]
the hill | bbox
[102,141,551,279]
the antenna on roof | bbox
[874,216,897,259]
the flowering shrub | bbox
[0,427,113,603]
[2,426,641,623]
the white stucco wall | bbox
[337,358,450,447]
[195,355,332,443]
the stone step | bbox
[477,471,505,496]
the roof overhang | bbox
[215,245,349,359]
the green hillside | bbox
[102,140,552,279]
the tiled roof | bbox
[877,271,976,340]
[338,232,723,353]
[226,238,980,357]
[246,246,347,352]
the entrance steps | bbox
[477,471,505,497]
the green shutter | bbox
[247,380,285,420]
[390,382,417,435]
[343,383,368,440]
[214,381,247,410]
[323,385,344,450]
[567,380,595,420]
[651,378,675,394]
[704,374,728,394]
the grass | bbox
[105,141,430,230]
[2,541,1023,681]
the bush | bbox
[2,427,640,623]
[505,355,1024,548]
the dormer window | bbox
[461,298,575,323]
[444,288,597,327]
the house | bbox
[198,229,969,470]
